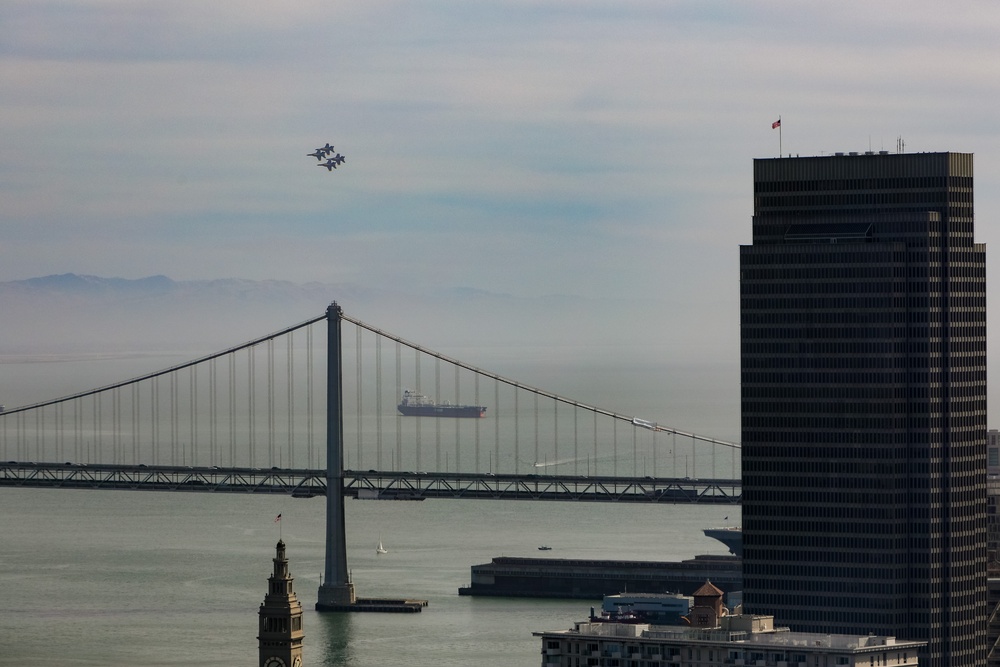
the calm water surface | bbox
[0,487,737,666]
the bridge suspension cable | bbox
[0,314,325,416]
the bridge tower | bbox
[316,302,355,609]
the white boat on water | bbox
[376,535,388,555]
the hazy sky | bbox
[4,1,1000,442]
[5,1,1000,302]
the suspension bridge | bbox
[0,302,740,608]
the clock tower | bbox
[258,540,304,667]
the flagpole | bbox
[778,116,782,157]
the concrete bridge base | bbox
[316,582,356,610]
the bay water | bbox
[1,488,739,666]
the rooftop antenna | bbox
[897,136,905,154]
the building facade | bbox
[739,152,986,667]
[258,540,304,667]
[988,429,1000,476]
[535,616,924,667]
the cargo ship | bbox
[397,390,486,418]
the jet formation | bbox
[309,143,346,171]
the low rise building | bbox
[535,616,923,667]
[535,582,924,667]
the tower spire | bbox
[258,540,304,667]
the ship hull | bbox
[397,404,486,418]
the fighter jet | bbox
[318,159,339,171]
[319,143,335,155]
[332,153,346,165]
[307,150,326,160]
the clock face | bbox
[263,658,287,667]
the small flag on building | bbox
[771,119,781,129]
[275,514,282,522]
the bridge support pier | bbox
[316,302,356,610]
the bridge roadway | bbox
[0,462,741,504]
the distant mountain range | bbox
[0,274,666,358]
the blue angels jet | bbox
[307,149,326,160]
[317,153,346,171]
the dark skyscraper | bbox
[740,152,986,667]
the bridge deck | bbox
[0,463,740,503]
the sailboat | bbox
[376,534,388,555]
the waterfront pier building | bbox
[739,152,986,667]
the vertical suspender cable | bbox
[553,398,558,473]
[151,379,157,464]
[172,372,180,465]
[170,373,177,465]
[474,374,480,473]
[114,387,121,465]
[307,326,314,469]
[514,388,520,475]
[592,411,597,477]
[691,434,695,480]
[533,392,539,469]
[209,359,216,466]
[94,393,100,464]
[190,366,197,466]
[573,405,579,476]
[414,347,420,471]
[672,433,677,477]
[712,438,716,479]
[37,405,43,463]
[288,331,294,470]
[494,379,500,474]
[653,430,657,478]
[248,346,255,467]
[454,363,460,472]
[268,339,274,468]
[435,358,441,472]
[131,383,137,465]
[612,418,618,477]
[229,353,236,466]
[376,336,382,469]
[356,325,363,470]
[395,341,401,471]
[632,424,637,478]
[55,403,62,463]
